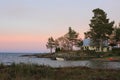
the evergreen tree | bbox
[46,37,56,53]
[115,24,120,41]
[68,27,78,40]
[67,27,79,50]
[89,8,114,51]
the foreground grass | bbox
[0,63,120,80]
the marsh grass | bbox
[0,63,54,80]
[0,63,120,80]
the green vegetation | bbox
[112,48,120,56]
[46,37,56,53]
[0,63,54,80]
[46,27,82,53]
[22,49,120,61]
[67,27,79,50]
[0,63,120,80]
[89,8,114,51]
[115,25,120,41]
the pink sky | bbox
[0,35,47,52]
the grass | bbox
[0,63,120,80]
[22,50,120,61]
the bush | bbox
[112,48,120,56]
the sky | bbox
[0,0,120,53]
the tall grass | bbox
[0,63,120,80]
[0,63,54,80]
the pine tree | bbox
[46,37,56,53]
[115,24,120,41]
[89,8,114,51]
[67,27,79,50]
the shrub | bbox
[112,48,120,56]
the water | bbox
[0,53,120,69]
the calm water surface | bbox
[0,53,120,69]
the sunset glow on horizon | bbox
[0,0,120,53]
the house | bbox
[83,37,91,50]
[82,32,109,52]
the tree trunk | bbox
[69,41,73,51]
[99,39,103,52]
[50,48,52,54]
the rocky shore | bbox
[21,51,120,61]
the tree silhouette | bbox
[46,37,56,53]
[66,27,79,50]
[115,24,120,41]
[89,8,114,51]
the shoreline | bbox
[21,51,120,61]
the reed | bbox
[0,63,120,80]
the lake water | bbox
[0,53,120,69]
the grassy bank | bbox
[0,63,120,80]
[21,50,97,60]
[22,50,120,61]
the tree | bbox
[66,27,79,50]
[46,37,56,53]
[68,27,78,40]
[55,37,70,51]
[89,8,114,51]
[115,24,120,41]
[76,39,83,48]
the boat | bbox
[56,57,65,61]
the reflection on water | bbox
[0,53,120,69]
